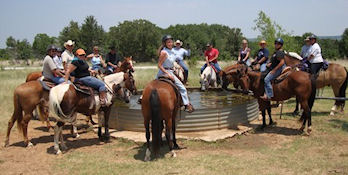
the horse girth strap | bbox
[157,77,183,107]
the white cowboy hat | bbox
[174,40,183,46]
[64,40,75,47]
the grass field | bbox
[0,61,347,175]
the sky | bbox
[0,0,348,48]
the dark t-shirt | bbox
[256,48,269,63]
[71,59,90,78]
[106,52,121,65]
[270,50,284,70]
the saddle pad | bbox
[39,78,57,91]
[158,77,183,106]
[73,82,98,95]
[274,68,294,84]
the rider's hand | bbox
[270,70,276,75]
[168,74,175,81]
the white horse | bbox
[173,61,184,83]
[200,65,217,91]
[49,72,133,154]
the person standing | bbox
[105,46,121,74]
[61,40,75,71]
[200,43,221,84]
[260,38,286,101]
[42,45,65,84]
[157,35,194,112]
[252,40,269,72]
[173,40,190,84]
[238,39,251,66]
[307,34,324,75]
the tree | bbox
[59,21,81,49]
[6,36,16,48]
[80,16,105,54]
[108,19,161,62]
[16,39,32,60]
[32,33,55,57]
[339,28,348,58]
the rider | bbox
[64,48,107,106]
[53,47,64,71]
[238,39,251,66]
[200,43,221,84]
[307,34,324,75]
[157,35,194,113]
[42,45,65,84]
[87,46,106,75]
[301,37,311,59]
[252,40,269,72]
[105,46,121,74]
[173,40,190,85]
[61,40,75,71]
[260,38,286,101]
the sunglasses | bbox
[78,54,86,57]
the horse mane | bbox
[103,72,125,92]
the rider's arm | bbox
[100,55,107,68]
[86,53,94,59]
[243,49,250,62]
[272,58,285,74]
[258,56,267,64]
[158,50,170,76]
[65,64,76,82]
[237,51,241,61]
[209,50,219,62]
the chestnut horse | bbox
[49,72,136,154]
[4,81,49,147]
[283,53,348,116]
[231,64,316,134]
[142,80,180,161]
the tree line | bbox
[0,11,347,63]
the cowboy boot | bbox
[185,103,195,113]
[99,91,107,106]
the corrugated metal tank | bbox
[109,88,259,132]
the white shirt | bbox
[61,50,74,65]
[173,47,190,61]
[309,43,323,63]
[53,56,64,70]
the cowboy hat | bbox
[259,40,267,45]
[174,40,183,46]
[64,40,75,47]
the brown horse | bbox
[231,64,316,134]
[4,81,49,147]
[141,80,180,161]
[48,72,136,154]
[25,71,42,82]
[221,63,245,89]
[114,56,134,73]
[283,53,348,116]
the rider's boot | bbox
[99,91,107,106]
[185,103,195,113]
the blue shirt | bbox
[161,47,177,69]
[256,48,269,63]
[91,56,101,67]
[173,47,190,61]
[301,45,311,59]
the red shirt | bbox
[204,48,219,63]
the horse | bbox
[200,64,217,91]
[283,53,348,116]
[25,71,42,82]
[114,56,134,73]
[4,81,49,147]
[48,72,136,154]
[141,79,180,161]
[221,63,246,89]
[231,63,316,134]
[173,61,185,83]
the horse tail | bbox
[37,102,48,122]
[49,84,71,119]
[13,92,23,132]
[150,89,162,155]
[338,67,348,107]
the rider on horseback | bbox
[173,40,190,85]
[260,38,286,101]
[238,39,251,66]
[64,48,108,106]
[200,43,222,85]
[157,35,194,113]
[42,45,65,84]
[251,40,269,72]
[105,46,121,74]
[308,34,324,75]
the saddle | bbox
[39,77,57,91]
[73,81,98,96]
[261,66,295,84]
[158,77,183,107]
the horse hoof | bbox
[269,121,277,126]
[173,144,180,150]
[56,149,62,155]
[73,134,80,139]
[307,127,312,134]
[171,151,177,158]
[292,111,299,116]
[330,111,335,116]
[299,126,305,132]
[27,142,34,148]
[144,148,151,162]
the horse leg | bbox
[293,97,300,116]
[98,112,104,141]
[60,124,67,151]
[54,121,64,154]
[144,119,151,162]
[267,106,274,126]
[172,117,180,149]
[103,107,111,142]
[307,110,312,134]
[261,109,266,129]
[22,113,33,147]
[165,119,176,158]
[299,100,309,132]
[4,113,18,147]
[70,114,80,138]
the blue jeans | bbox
[200,62,221,74]
[106,65,114,72]
[177,60,189,78]
[51,76,65,84]
[156,70,189,105]
[264,64,286,98]
[260,63,267,72]
[77,76,106,92]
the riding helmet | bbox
[274,38,284,45]
[162,35,173,43]
[46,44,57,51]
[56,47,62,52]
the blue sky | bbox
[0,0,347,48]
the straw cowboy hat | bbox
[259,40,267,45]
[304,36,310,41]
[174,40,183,46]
[64,40,75,47]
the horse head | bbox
[122,56,134,73]
[200,71,209,91]
[124,72,137,95]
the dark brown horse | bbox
[283,53,348,116]
[4,81,49,147]
[231,64,316,134]
[49,72,136,154]
[141,80,180,161]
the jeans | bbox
[156,70,189,105]
[200,62,221,74]
[310,62,323,75]
[177,60,189,78]
[77,76,106,92]
[106,65,114,72]
[264,64,286,98]
[260,63,267,72]
[51,76,65,84]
